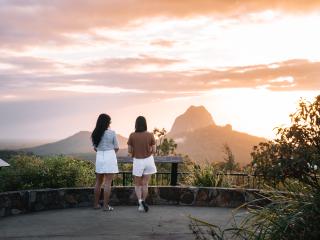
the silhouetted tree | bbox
[221,144,239,172]
[251,95,320,188]
[153,128,177,156]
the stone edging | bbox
[0,187,266,217]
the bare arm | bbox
[128,145,133,156]
[127,134,133,156]
[150,144,156,155]
[113,132,119,153]
[150,133,156,155]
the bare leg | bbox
[141,175,151,201]
[94,174,104,208]
[103,174,114,208]
[134,176,143,201]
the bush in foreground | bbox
[190,181,320,240]
[186,163,231,188]
[0,154,95,192]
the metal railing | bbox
[112,171,189,186]
[216,173,276,189]
[0,172,284,190]
[112,172,276,189]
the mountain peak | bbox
[186,105,207,112]
[74,131,91,136]
[170,105,215,135]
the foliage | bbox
[158,138,178,155]
[251,96,320,188]
[153,128,177,156]
[190,181,320,240]
[189,95,320,240]
[187,163,231,187]
[238,183,320,240]
[219,144,239,172]
[0,154,95,192]
[0,150,33,161]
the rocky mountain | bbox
[170,106,215,135]
[168,106,265,166]
[26,131,128,156]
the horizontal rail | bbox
[113,171,188,186]
[117,156,183,163]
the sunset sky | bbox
[1,0,320,141]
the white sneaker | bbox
[138,204,144,212]
[103,205,114,211]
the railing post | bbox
[170,162,178,186]
[122,172,126,186]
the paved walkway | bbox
[0,206,246,240]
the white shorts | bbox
[133,155,157,177]
[95,150,119,174]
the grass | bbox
[189,180,320,240]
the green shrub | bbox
[190,181,320,240]
[0,154,95,192]
[238,182,320,240]
[187,163,231,187]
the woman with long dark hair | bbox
[127,116,157,212]
[91,113,119,211]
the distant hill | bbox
[168,106,266,166]
[26,131,128,156]
[0,139,50,150]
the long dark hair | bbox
[91,114,111,147]
[135,116,147,132]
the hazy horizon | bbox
[0,104,268,142]
[1,1,320,141]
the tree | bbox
[158,138,177,156]
[251,95,320,188]
[153,128,177,156]
[192,96,320,240]
[220,144,239,172]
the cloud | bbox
[78,59,320,92]
[1,0,320,49]
[0,54,184,96]
[206,59,320,91]
[150,39,175,48]
[84,55,183,71]
[49,84,145,94]
[1,56,319,101]
[0,56,67,73]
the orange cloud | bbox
[1,0,320,49]
[192,59,320,91]
[1,55,319,98]
[84,55,183,70]
[150,39,175,48]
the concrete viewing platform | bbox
[0,187,264,239]
[0,206,246,240]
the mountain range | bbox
[25,131,128,157]
[24,106,266,165]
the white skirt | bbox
[95,150,119,174]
